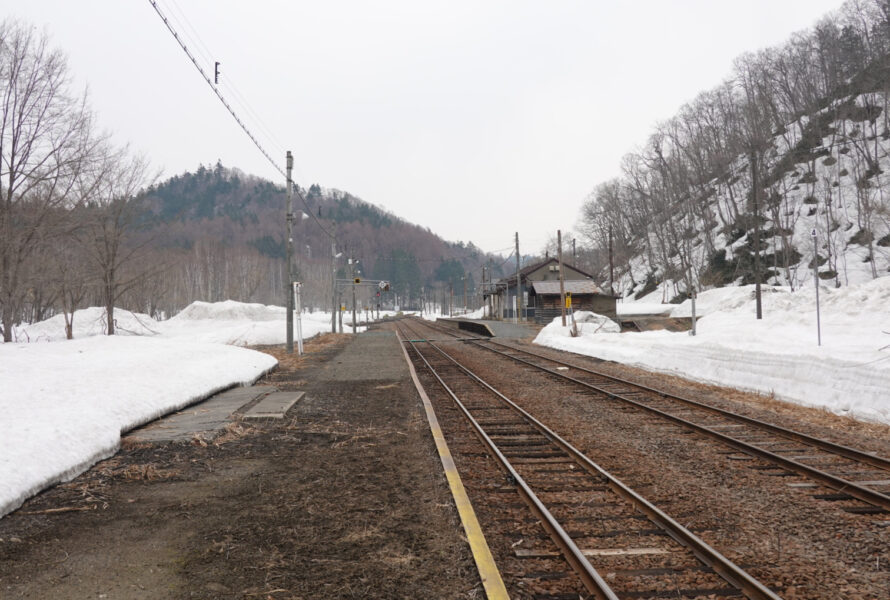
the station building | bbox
[484,257,617,323]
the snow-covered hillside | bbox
[618,92,890,303]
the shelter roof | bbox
[531,280,605,295]
[497,258,594,285]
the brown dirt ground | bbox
[0,333,480,599]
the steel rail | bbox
[482,339,890,473]
[403,336,620,600]
[404,324,782,600]
[469,339,890,512]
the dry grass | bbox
[341,525,382,543]
[213,421,254,446]
[119,463,179,481]
[253,333,350,370]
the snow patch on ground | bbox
[2,299,375,518]
[539,311,621,337]
[0,336,276,518]
[535,277,890,425]
[448,305,490,320]
[173,300,284,322]
[616,303,673,317]
[12,307,160,342]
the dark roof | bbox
[531,280,605,295]
[497,257,595,285]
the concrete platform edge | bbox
[397,330,509,600]
[122,361,278,436]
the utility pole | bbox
[481,265,486,316]
[294,282,304,355]
[572,238,576,265]
[463,276,467,314]
[608,224,614,295]
[488,258,494,319]
[515,232,522,323]
[330,227,337,333]
[558,229,566,326]
[751,151,763,319]
[351,259,357,334]
[285,151,294,354]
[812,228,822,346]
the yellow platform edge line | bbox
[397,331,510,600]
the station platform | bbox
[437,317,542,340]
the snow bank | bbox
[539,312,621,339]
[450,305,490,320]
[669,285,789,318]
[535,278,890,425]
[13,307,159,342]
[3,299,364,518]
[173,300,284,322]
[16,302,337,347]
[617,285,789,319]
[616,303,673,317]
[0,336,276,518]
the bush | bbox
[849,229,874,245]
[701,249,736,286]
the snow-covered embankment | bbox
[536,279,890,425]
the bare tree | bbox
[47,227,95,339]
[80,149,157,335]
[0,19,99,341]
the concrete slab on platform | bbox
[439,318,541,339]
[242,391,304,419]
[127,385,275,442]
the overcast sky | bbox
[7,0,844,255]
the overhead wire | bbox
[161,0,285,155]
[371,244,515,264]
[147,0,335,240]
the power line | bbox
[147,0,335,240]
[161,0,285,155]
[147,1,283,178]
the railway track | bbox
[410,317,890,515]
[397,319,782,600]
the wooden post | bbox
[285,151,294,353]
[515,232,522,322]
[751,151,762,320]
[558,230,566,326]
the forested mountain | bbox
[579,0,890,302]
[132,162,506,315]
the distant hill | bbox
[137,162,507,314]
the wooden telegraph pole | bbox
[558,229,566,326]
[515,232,521,323]
[285,151,294,354]
[331,236,337,333]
